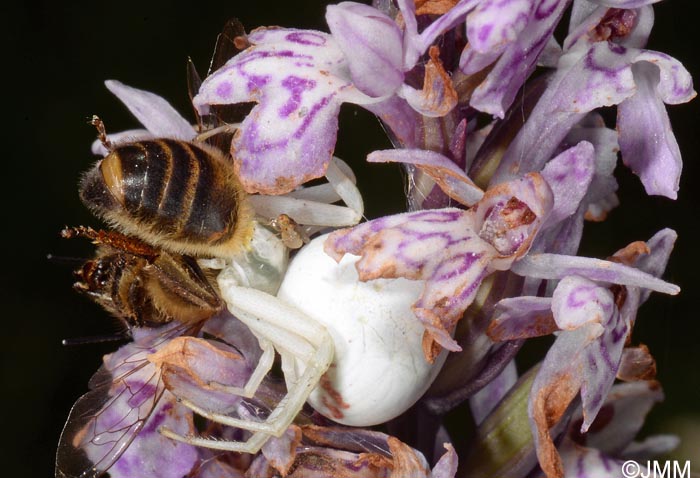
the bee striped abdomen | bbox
[80,138,253,258]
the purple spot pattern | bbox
[193,27,360,193]
[280,76,317,117]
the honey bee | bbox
[80,136,254,259]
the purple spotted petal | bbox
[326,175,552,356]
[326,2,404,97]
[193,28,376,194]
[459,0,536,74]
[492,41,638,183]
[553,278,627,431]
[540,141,595,227]
[459,45,502,75]
[326,208,493,354]
[551,276,614,331]
[466,0,534,53]
[367,149,484,206]
[105,80,196,140]
[618,63,683,199]
[488,296,556,340]
[469,0,571,118]
[562,118,620,221]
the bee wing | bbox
[208,18,248,77]
[188,17,254,150]
[54,327,186,478]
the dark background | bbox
[3,1,699,476]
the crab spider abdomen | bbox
[277,234,448,426]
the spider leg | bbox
[161,281,334,453]
[206,336,275,398]
[249,156,364,229]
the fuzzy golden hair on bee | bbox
[79,138,254,259]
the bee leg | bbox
[194,123,240,143]
[61,226,159,258]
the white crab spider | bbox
[161,161,449,453]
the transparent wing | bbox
[55,324,187,478]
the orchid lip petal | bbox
[104,80,196,140]
[193,27,380,194]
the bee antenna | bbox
[46,253,85,266]
[61,332,130,346]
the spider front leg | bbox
[160,269,334,453]
[249,156,364,232]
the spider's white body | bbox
[278,234,447,426]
